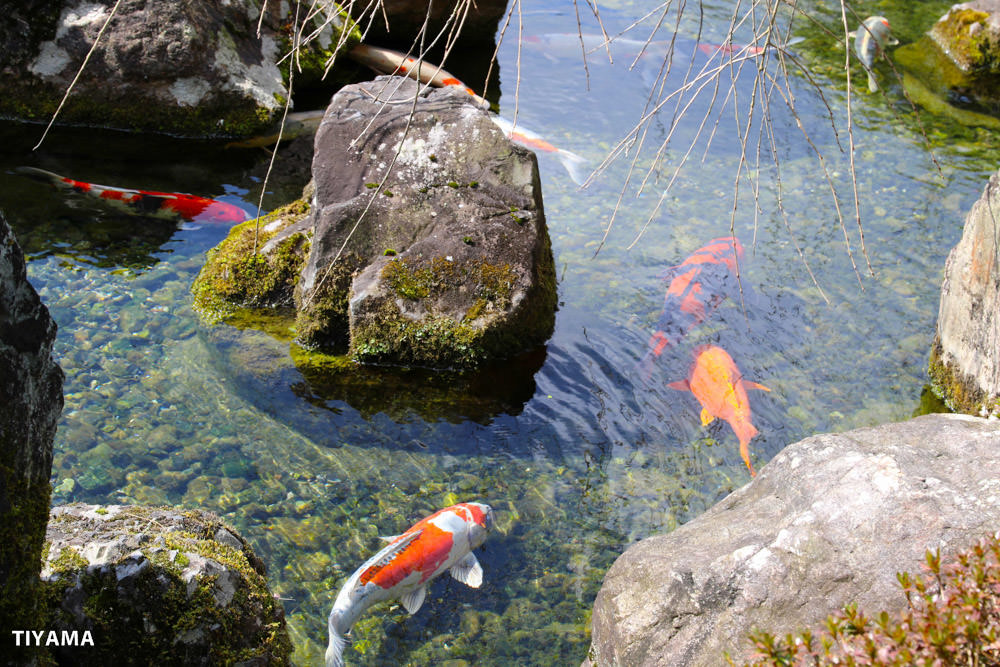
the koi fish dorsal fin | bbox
[359,529,422,585]
[400,585,426,614]
[450,552,483,588]
[744,381,771,392]
[378,534,401,542]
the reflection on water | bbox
[2,0,995,664]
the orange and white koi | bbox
[489,115,589,185]
[325,502,494,667]
[15,166,249,225]
[348,43,490,109]
[668,344,770,476]
[645,236,744,361]
[852,16,898,93]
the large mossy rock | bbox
[930,168,1000,415]
[585,414,1000,667]
[0,0,360,137]
[41,504,291,666]
[0,213,64,658]
[195,76,556,369]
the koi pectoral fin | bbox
[745,381,771,392]
[450,552,483,588]
[700,408,715,426]
[400,586,427,614]
[667,379,690,392]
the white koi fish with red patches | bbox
[15,166,249,225]
[348,43,490,109]
[489,115,589,185]
[851,16,898,93]
[325,502,494,667]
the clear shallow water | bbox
[2,0,995,664]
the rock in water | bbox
[0,212,63,659]
[931,168,1000,414]
[40,504,292,666]
[585,414,1000,667]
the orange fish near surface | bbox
[325,502,494,667]
[668,344,770,476]
[646,236,744,360]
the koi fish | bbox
[348,43,490,109]
[852,16,898,93]
[14,166,249,225]
[668,344,770,476]
[489,115,589,185]
[645,236,744,362]
[225,109,326,149]
[325,502,494,667]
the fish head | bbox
[202,202,250,224]
[457,502,494,549]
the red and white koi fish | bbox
[325,502,494,667]
[668,344,770,476]
[851,16,898,93]
[645,236,744,362]
[489,115,589,185]
[15,166,249,225]
[348,43,490,109]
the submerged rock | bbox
[585,414,1000,667]
[0,213,64,658]
[0,0,360,136]
[196,75,556,369]
[896,1,1000,120]
[930,168,1000,415]
[41,504,291,666]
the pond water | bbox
[3,0,998,664]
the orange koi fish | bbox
[646,236,744,360]
[668,344,770,476]
[489,115,589,185]
[325,502,494,667]
[348,43,490,109]
[15,166,249,225]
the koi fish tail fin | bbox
[556,149,590,186]
[325,611,348,667]
[14,166,64,186]
[736,428,758,477]
[867,72,879,93]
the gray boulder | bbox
[41,504,291,666]
[0,0,359,137]
[585,413,1000,667]
[194,75,556,369]
[0,213,64,648]
[930,168,1000,414]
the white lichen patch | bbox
[391,123,449,180]
[29,42,72,77]
[170,77,212,107]
[214,32,285,111]
[57,2,109,39]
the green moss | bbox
[192,199,311,321]
[0,460,52,664]
[927,338,994,416]
[934,9,996,73]
[294,251,366,350]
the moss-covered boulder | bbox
[196,75,556,369]
[40,504,291,666]
[929,1,1000,74]
[0,0,361,137]
[0,213,64,663]
[192,199,313,322]
[930,168,1000,416]
[300,76,555,368]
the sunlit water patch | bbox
[1,0,996,663]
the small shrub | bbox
[742,532,1000,666]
